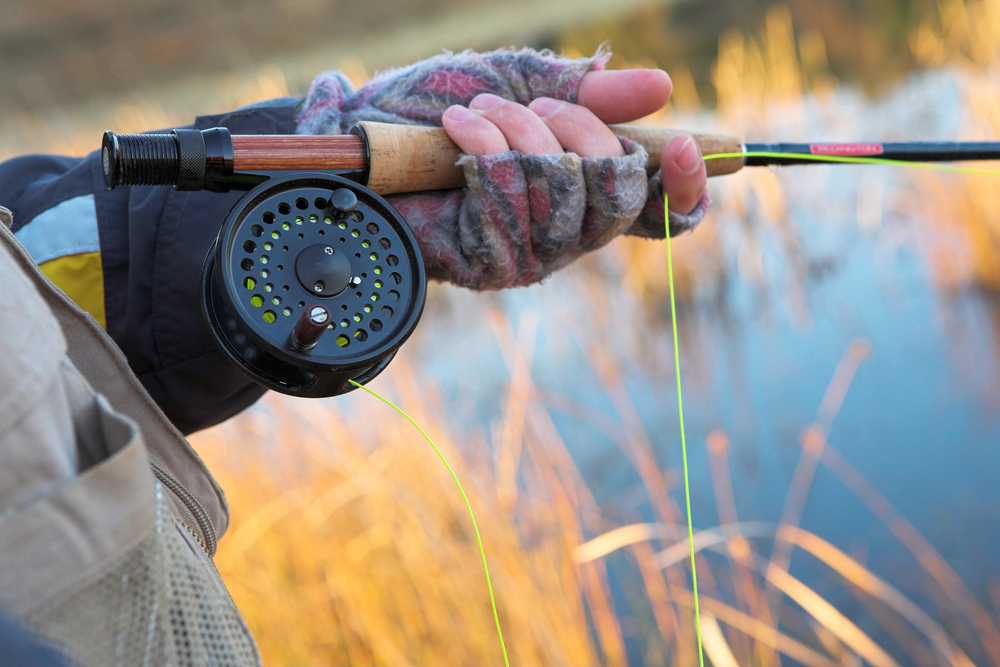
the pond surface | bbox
[343,63,1000,662]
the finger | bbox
[442,104,511,155]
[469,93,563,156]
[576,69,672,124]
[661,134,707,215]
[527,98,624,158]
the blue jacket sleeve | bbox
[0,98,301,435]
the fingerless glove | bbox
[297,47,709,290]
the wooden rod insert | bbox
[231,134,367,171]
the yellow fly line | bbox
[348,379,510,667]
[350,151,1000,666]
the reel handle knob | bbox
[291,304,332,350]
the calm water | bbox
[333,65,1000,658]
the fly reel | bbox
[203,172,425,397]
[101,127,427,398]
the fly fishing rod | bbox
[101,122,1000,196]
[98,122,1000,399]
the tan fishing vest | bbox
[0,207,260,666]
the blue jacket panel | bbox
[0,99,301,434]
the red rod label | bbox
[809,143,885,157]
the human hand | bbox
[297,48,710,289]
[441,69,707,215]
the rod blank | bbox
[744,141,1000,166]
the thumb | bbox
[660,134,707,215]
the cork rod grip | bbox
[353,121,745,195]
[607,125,745,178]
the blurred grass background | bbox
[5,0,1000,664]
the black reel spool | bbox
[203,172,426,397]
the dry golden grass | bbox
[909,0,1000,297]
[610,5,820,323]
[612,0,1000,346]
[193,323,1000,665]
[193,353,620,666]
[175,3,1000,665]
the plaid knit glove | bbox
[296,48,709,290]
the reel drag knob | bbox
[295,244,352,297]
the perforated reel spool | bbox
[202,172,426,397]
